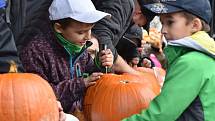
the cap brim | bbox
[71,10,111,23]
[144,3,183,14]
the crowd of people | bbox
[1,0,215,121]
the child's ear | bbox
[191,18,202,32]
[54,23,63,33]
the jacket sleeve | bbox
[92,15,118,61]
[92,0,134,61]
[122,54,205,121]
[20,43,86,113]
[50,78,86,113]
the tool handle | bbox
[101,44,108,74]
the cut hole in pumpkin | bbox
[120,80,129,84]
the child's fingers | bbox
[101,58,113,67]
[89,72,103,82]
[100,56,113,68]
[100,55,113,61]
[91,72,103,77]
[99,49,113,67]
[143,59,152,68]
[88,82,97,87]
[100,49,112,55]
[102,61,113,67]
[100,51,113,61]
[99,49,113,60]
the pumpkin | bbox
[135,67,166,87]
[83,84,96,121]
[0,73,59,121]
[84,73,159,121]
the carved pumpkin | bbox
[84,73,159,121]
[0,73,59,121]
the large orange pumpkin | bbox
[134,67,166,88]
[0,73,59,121]
[84,73,159,121]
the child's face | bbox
[133,1,147,27]
[58,21,94,46]
[160,12,193,41]
[133,11,147,27]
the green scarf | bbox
[55,32,82,55]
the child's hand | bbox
[84,72,103,87]
[143,58,152,68]
[99,49,113,68]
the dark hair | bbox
[51,18,74,29]
[181,11,211,32]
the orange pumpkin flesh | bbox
[0,73,59,121]
[84,73,159,121]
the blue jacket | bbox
[0,0,5,8]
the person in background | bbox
[116,24,142,68]
[0,0,23,73]
[123,0,215,120]
[139,42,165,68]
[91,0,156,74]
[140,26,166,68]
[20,0,113,115]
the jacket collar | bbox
[167,31,215,58]
[164,45,193,68]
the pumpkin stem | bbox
[8,60,18,73]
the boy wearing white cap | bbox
[20,0,113,116]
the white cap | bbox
[49,0,111,23]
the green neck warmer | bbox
[55,32,82,55]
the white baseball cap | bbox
[49,0,111,23]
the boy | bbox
[123,0,215,120]
[20,0,113,114]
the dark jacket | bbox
[116,37,139,62]
[20,28,97,113]
[9,0,53,51]
[0,7,23,73]
[92,0,134,60]
[116,24,142,62]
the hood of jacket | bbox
[167,31,215,59]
